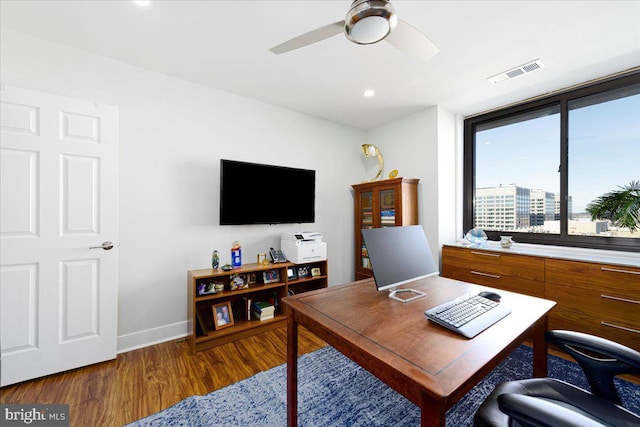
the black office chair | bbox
[474,330,640,427]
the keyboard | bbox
[424,293,511,338]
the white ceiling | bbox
[1,0,639,130]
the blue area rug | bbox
[126,345,639,426]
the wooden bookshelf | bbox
[187,260,328,352]
[352,177,419,280]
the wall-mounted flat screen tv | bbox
[220,159,316,225]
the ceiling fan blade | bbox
[385,19,439,61]
[269,20,345,54]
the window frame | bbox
[463,70,640,252]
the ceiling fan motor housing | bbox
[345,0,398,45]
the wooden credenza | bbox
[441,245,545,298]
[442,245,640,350]
[545,258,640,350]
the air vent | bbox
[488,59,545,85]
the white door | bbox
[0,86,118,386]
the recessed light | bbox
[133,0,151,6]
[363,89,375,98]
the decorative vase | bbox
[499,236,513,248]
[211,250,220,269]
[464,228,488,247]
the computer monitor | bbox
[361,225,439,303]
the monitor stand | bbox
[388,288,426,303]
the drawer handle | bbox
[601,294,640,305]
[471,251,501,257]
[601,322,640,335]
[601,267,640,276]
[471,271,501,279]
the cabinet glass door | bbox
[360,191,373,229]
[379,189,396,227]
[360,191,373,269]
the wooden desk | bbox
[283,276,556,427]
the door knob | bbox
[89,241,114,250]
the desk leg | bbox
[532,316,548,378]
[421,394,445,427]
[287,310,298,427]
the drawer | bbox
[548,309,640,351]
[545,283,639,328]
[546,258,640,294]
[442,246,545,281]
[442,265,545,298]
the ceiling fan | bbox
[269,0,439,61]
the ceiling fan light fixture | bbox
[269,0,438,61]
[345,0,397,45]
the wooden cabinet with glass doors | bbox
[351,177,419,280]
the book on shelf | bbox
[252,301,275,315]
[252,311,274,321]
[242,296,252,321]
[252,301,275,321]
[268,291,280,312]
[361,246,369,257]
[381,210,395,225]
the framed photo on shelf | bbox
[263,269,280,284]
[230,273,248,290]
[257,252,267,264]
[297,266,310,279]
[212,301,234,330]
[311,267,321,277]
[247,273,257,285]
[287,267,298,281]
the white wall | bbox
[436,107,461,252]
[1,29,455,353]
[1,30,370,351]
[365,107,459,265]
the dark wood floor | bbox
[0,327,326,426]
[3,328,637,427]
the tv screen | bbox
[220,159,316,225]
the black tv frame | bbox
[219,159,316,225]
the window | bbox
[464,71,639,252]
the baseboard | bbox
[117,320,188,354]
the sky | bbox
[476,93,639,213]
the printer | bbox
[280,232,327,264]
